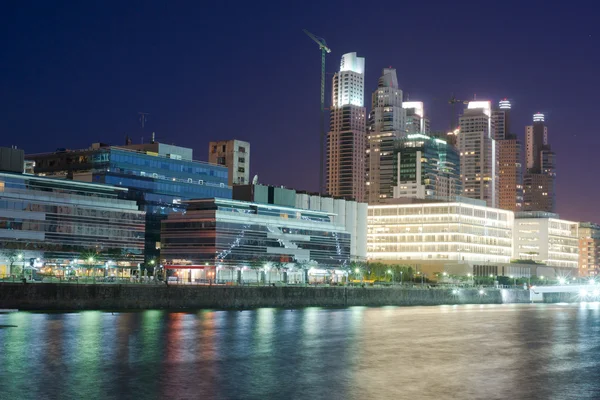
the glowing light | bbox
[533,113,545,122]
[580,289,588,297]
[499,99,511,109]
[479,290,485,295]
[467,101,491,117]
[452,289,459,295]
[387,269,392,274]
[407,133,430,140]
[355,268,360,273]
[558,278,566,285]
[594,290,600,297]
[589,279,596,286]
[402,101,424,117]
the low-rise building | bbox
[0,169,145,278]
[368,197,514,277]
[27,140,231,261]
[160,198,351,283]
[578,222,600,277]
[233,183,367,261]
[513,212,578,269]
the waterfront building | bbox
[367,197,513,265]
[208,139,250,186]
[0,155,145,278]
[492,100,523,212]
[366,68,405,203]
[392,133,461,200]
[327,52,367,201]
[578,222,600,277]
[27,140,231,261]
[160,198,352,283]
[513,211,578,269]
[233,183,367,261]
[524,113,556,212]
[458,101,498,207]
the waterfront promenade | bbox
[0,282,541,310]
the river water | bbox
[1,303,600,400]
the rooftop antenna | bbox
[138,112,150,130]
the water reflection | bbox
[1,304,600,399]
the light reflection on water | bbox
[1,303,600,399]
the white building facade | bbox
[513,212,579,269]
[368,199,513,263]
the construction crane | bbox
[303,29,331,195]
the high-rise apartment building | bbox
[578,222,600,277]
[392,133,461,200]
[458,101,498,207]
[208,139,250,186]
[492,100,523,212]
[327,52,367,201]
[403,102,430,136]
[523,113,555,212]
[366,68,405,203]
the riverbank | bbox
[0,282,548,310]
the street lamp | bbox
[387,269,394,284]
[510,275,516,287]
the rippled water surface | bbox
[1,304,600,399]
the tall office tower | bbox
[458,101,498,207]
[523,113,555,212]
[328,52,367,201]
[366,68,405,203]
[392,133,461,200]
[403,102,430,135]
[492,100,523,211]
[208,139,250,186]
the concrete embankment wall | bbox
[0,283,532,311]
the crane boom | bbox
[303,29,331,53]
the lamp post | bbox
[387,269,393,284]
[467,273,472,286]
[400,270,403,285]
[510,275,516,287]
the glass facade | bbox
[0,172,145,277]
[29,147,232,260]
[161,199,351,269]
[394,134,461,200]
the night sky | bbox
[1,1,598,221]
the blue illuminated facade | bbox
[29,145,232,260]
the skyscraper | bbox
[392,133,461,200]
[327,52,367,201]
[403,101,430,136]
[458,101,498,207]
[366,68,404,203]
[492,100,523,211]
[523,113,555,212]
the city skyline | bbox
[1,2,598,221]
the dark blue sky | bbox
[1,1,598,221]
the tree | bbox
[249,256,268,285]
[79,249,99,279]
[1,249,23,278]
[270,256,288,284]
